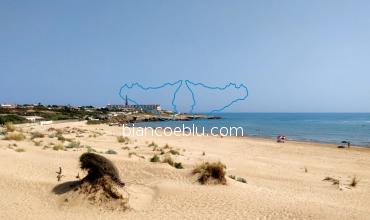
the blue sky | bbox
[1,0,370,112]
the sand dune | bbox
[0,121,369,219]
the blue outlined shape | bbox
[184,80,249,114]
[119,80,249,115]
[119,80,182,115]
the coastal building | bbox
[107,95,161,112]
[22,116,44,123]
[0,104,16,109]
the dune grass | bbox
[105,149,117,154]
[4,122,16,132]
[192,161,227,185]
[350,176,359,187]
[53,143,65,151]
[3,132,25,141]
[30,131,45,139]
[14,148,25,152]
[117,136,130,144]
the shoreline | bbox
[129,123,370,149]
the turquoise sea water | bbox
[136,113,370,146]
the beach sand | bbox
[0,121,369,219]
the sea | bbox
[135,113,370,147]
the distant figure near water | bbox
[277,135,286,143]
[338,141,351,148]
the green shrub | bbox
[105,149,117,154]
[150,154,160,162]
[236,177,247,183]
[174,162,184,169]
[66,141,81,149]
[169,149,180,155]
[228,175,236,180]
[0,115,26,125]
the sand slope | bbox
[0,121,369,219]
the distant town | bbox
[0,96,220,125]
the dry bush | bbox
[4,122,16,132]
[163,144,170,149]
[3,132,25,141]
[30,131,45,139]
[192,161,227,185]
[148,141,158,148]
[86,146,97,153]
[53,143,65,151]
[169,149,180,155]
[66,141,81,149]
[117,136,130,144]
[128,152,144,159]
[323,176,340,185]
[122,146,130,150]
[162,155,174,166]
[350,176,359,187]
[15,148,25,152]
[32,140,42,146]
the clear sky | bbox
[1,0,370,112]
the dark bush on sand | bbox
[79,152,125,186]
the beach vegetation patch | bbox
[53,143,65,151]
[192,161,227,185]
[66,141,81,149]
[4,122,16,132]
[117,136,130,144]
[169,149,180,155]
[150,154,160,162]
[323,176,340,185]
[350,176,359,187]
[3,132,25,141]
[15,148,25,152]
[30,131,45,139]
[174,162,184,169]
[105,149,117,154]
[53,153,128,210]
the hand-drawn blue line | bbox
[184,80,249,114]
[119,80,249,115]
[118,80,182,115]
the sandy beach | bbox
[0,121,369,220]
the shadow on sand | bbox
[52,180,81,195]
